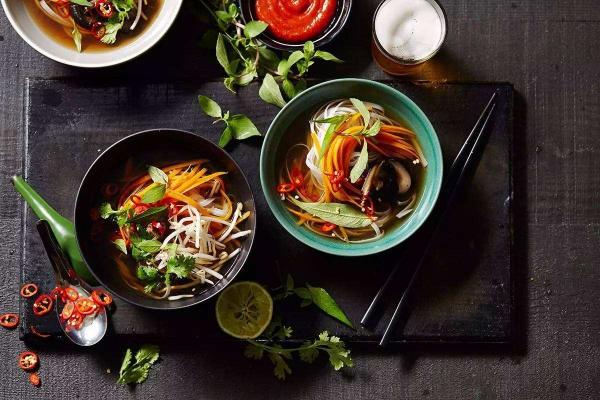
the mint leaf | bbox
[350,98,370,127]
[244,343,264,360]
[198,95,222,118]
[350,140,369,183]
[363,119,381,137]
[289,198,372,228]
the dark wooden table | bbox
[1,0,599,399]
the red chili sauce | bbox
[255,0,337,43]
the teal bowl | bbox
[259,79,443,256]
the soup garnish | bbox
[99,161,252,300]
[33,0,156,52]
[277,98,427,242]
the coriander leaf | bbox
[268,353,292,380]
[100,203,129,226]
[244,343,264,360]
[137,265,159,281]
[244,20,268,38]
[127,206,167,224]
[144,282,161,294]
[290,198,372,228]
[113,238,127,255]
[135,344,160,365]
[71,24,82,52]
[259,74,286,107]
[117,345,160,385]
[119,349,133,376]
[306,284,354,328]
[350,98,370,127]
[198,95,222,118]
[298,345,319,363]
[314,50,343,63]
[141,184,166,203]
[100,19,124,45]
[166,254,196,284]
[148,166,168,185]
[227,115,262,141]
[218,126,233,148]
[350,140,369,183]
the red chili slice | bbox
[91,290,113,307]
[75,298,97,316]
[290,167,304,187]
[64,287,79,302]
[60,302,75,320]
[321,223,337,233]
[30,326,51,339]
[95,0,114,18]
[0,313,19,329]
[66,313,84,330]
[32,295,53,317]
[20,283,39,298]
[29,372,41,387]
[18,351,39,371]
[276,183,295,194]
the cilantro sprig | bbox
[117,345,160,385]
[197,0,342,106]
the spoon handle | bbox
[36,219,79,288]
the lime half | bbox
[216,281,273,339]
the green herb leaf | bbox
[298,345,319,363]
[117,345,160,385]
[285,51,305,72]
[350,98,370,127]
[165,254,196,284]
[306,284,354,328]
[257,46,280,71]
[318,121,339,160]
[363,119,381,137]
[198,95,222,118]
[148,166,168,185]
[141,184,166,203]
[127,206,168,224]
[100,19,124,45]
[303,41,315,58]
[244,343,264,360]
[314,50,343,63]
[99,203,129,227]
[71,24,82,53]
[137,265,159,281]
[218,126,233,148]
[227,115,262,141]
[244,20,268,38]
[215,33,232,74]
[134,239,162,254]
[269,352,292,380]
[259,74,286,107]
[350,140,369,183]
[293,287,312,300]
[113,238,127,255]
[290,199,372,228]
[70,0,92,6]
[313,115,348,124]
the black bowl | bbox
[74,129,256,310]
[239,0,353,51]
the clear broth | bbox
[24,0,163,52]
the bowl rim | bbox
[238,0,353,51]
[73,128,257,309]
[259,78,443,256]
[0,0,183,68]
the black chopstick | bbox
[358,91,498,345]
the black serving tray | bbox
[19,78,513,345]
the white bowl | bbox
[1,0,183,68]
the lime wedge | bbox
[216,281,273,339]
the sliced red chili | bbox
[66,313,84,330]
[92,22,106,40]
[276,183,295,194]
[30,326,51,339]
[64,287,79,302]
[60,302,75,320]
[18,351,39,371]
[29,372,41,387]
[91,290,113,307]
[50,287,64,300]
[32,295,53,317]
[75,298,97,316]
[95,0,114,18]
[131,195,143,205]
[321,223,337,233]
[290,167,304,187]
[0,313,19,329]
[20,283,39,298]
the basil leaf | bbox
[218,126,233,148]
[306,284,354,328]
[244,20,268,38]
[286,51,305,72]
[216,34,232,75]
[350,98,370,127]
[259,73,286,107]
[198,95,222,118]
[350,141,369,183]
[113,238,127,255]
[227,115,261,141]
[148,165,168,185]
[127,206,168,224]
[363,119,381,137]
[134,239,162,254]
[303,41,315,58]
[295,79,307,96]
[141,184,166,203]
[258,46,280,71]
[282,79,296,99]
[290,199,372,228]
[314,50,343,63]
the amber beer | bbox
[372,0,447,76]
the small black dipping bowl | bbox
[74,129,256,310]
[239,0,353,51]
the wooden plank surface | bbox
[0,0,599,399]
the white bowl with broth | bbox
[1,0,182,68]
